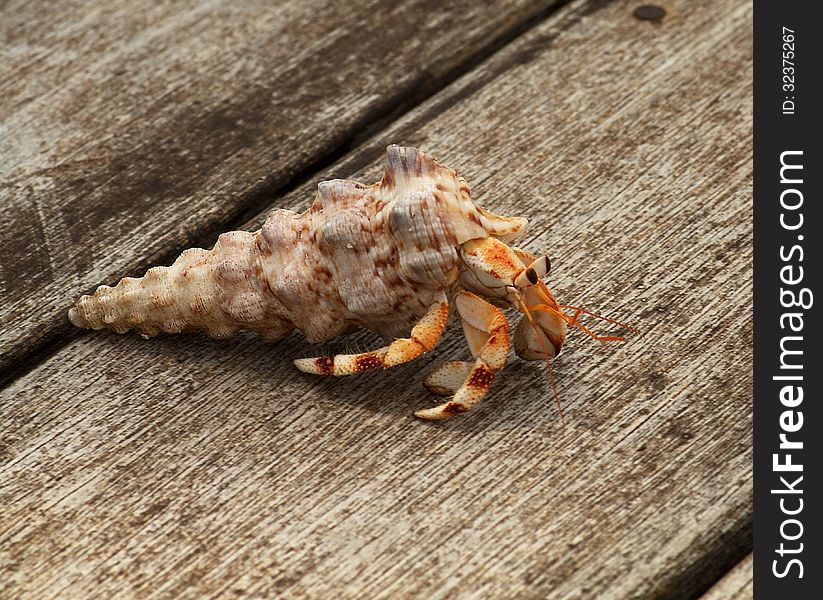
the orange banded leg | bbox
[415,291,509,420]
[293,292,449,376]
[423,361,472,396]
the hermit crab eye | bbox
[515,255,551,287]
[534,256,551,277]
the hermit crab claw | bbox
[505,282,566,362]
[514,316,553,361]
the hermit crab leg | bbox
[293,292,449,376]
[415,291,509,420]
[423,361,473,396]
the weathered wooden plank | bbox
[0,0,562,377]
[0,0,752,598]
[700,554,753,600]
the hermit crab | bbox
[69,145,633,419]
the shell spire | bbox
[68,231,291,341]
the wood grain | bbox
[0,0,753,597]
[0,0,562,376]
[700,554,752,599]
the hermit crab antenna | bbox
[540,340,564,427]
[528,302,626,343]
[527,286,638,342]
[557,304,641,336]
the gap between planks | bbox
[698,553,753,600]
